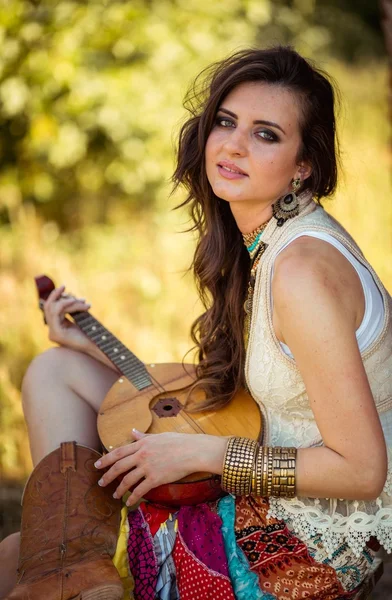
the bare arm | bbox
[272,237,388,500]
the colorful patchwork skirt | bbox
[113,495,376,600]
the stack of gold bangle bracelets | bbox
[221,437,297,498]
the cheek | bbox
[256,144,297,173]
[205,132,217,161]
[205,135,218,176]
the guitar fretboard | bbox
[72,311,152,391]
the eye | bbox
[215,116,235,128]
[257,129,278,142]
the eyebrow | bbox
[218,107,286,135]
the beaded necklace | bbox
[241,188,304,348]
[242,222,268,259]
[242,220,270,348]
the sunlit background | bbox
[0,1,390,489]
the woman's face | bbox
[205,81,309,208]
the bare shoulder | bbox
[272,235,365,334]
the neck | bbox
[230,202,274,234]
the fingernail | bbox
[98,478,104,486]
[126,498,132,506]
[94,460,101,468]
[113,492,118,499]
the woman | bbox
[1,46,391,600]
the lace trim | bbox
[385,461,392,495]
[267,461,392,559]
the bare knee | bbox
[22,346,96,416]
[21,346,117,417]
[22,347,80,408]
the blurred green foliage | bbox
[0,0,385,228]
[0,1,390,479]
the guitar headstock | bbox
[35,274,55,310]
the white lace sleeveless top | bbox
[271,232,385,357]
[245,192,392,558]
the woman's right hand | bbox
[43,285,95,353]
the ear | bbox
[295,162,312,182]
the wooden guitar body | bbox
[98,362,262,506]
[35,275,262,507]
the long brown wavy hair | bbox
[172,46,339,410]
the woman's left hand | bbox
[94,430,228,506]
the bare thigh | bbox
[22,347,119,464]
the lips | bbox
[218,160,248,176]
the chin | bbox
[211,184,246,203]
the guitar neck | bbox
[72,311,152,391]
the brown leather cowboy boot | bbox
[7,442,123,600]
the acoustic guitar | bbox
[35,275,262,506]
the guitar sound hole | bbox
[153,397,183,418]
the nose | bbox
[223,127,248,156]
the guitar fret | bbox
[132,379,152,389]
[111,343,128,354]
[97,338,120,352]
[122,366,148,382]
[113,355,138,368]
[98,335,125,352]
[134,381,152,391]
[74,311,92,321]
[85,321,105,333]
[115,351,143,366]
[106,348,126,360]
[123,368,149,381]
[75,315,97,330]
[102,335,123,348]
[122,363,149,378]
[123,373,151,390]
[112,356,133,369]
[127,370,151,382]
[75,314,93,326]
[88,326,105,336]
[89,330,109,343]
[108,348,128,359]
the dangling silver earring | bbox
[272,178,301,227]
